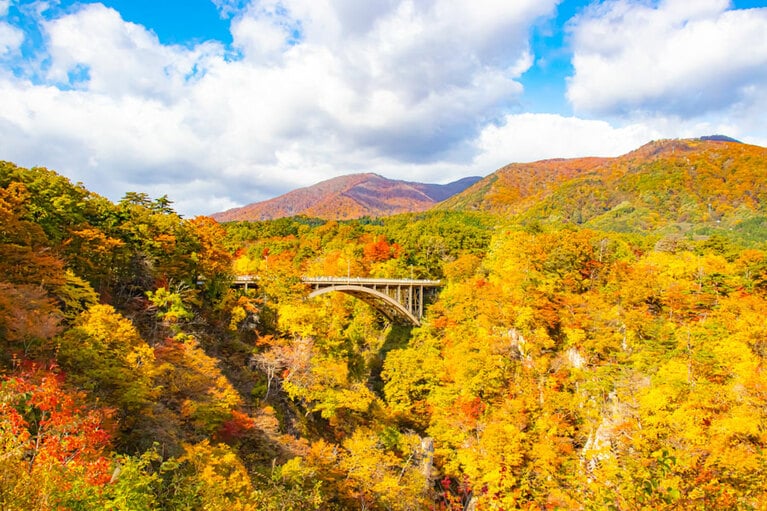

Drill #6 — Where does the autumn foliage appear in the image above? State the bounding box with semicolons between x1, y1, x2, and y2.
3;139;767;509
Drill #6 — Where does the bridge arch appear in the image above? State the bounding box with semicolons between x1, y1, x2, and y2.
308;285;421;326
303;278;441;326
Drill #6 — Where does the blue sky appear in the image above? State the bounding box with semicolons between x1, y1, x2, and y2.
56;0;235;45
1;0;766;216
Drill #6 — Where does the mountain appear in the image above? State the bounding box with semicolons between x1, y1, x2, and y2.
440;137;767;236
700;134;742;143
212;173;482;221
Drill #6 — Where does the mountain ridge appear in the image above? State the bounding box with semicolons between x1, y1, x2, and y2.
211;173;482;221
439;137;767;235
212;136;765;228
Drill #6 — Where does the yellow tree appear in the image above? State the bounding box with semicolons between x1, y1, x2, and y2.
56;304;157;416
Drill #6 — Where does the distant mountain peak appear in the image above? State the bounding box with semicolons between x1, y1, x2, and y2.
699;134;742;143
211;173;482;222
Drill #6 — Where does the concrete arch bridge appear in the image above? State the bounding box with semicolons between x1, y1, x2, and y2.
232;276;442;326
303;277;442;326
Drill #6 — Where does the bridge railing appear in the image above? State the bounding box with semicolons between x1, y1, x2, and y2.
231;275;442;288
301;276;442;286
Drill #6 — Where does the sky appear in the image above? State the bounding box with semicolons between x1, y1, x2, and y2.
1;0;766;217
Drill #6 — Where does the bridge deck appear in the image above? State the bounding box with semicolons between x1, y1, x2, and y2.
232;276;442;287
302;277;441;286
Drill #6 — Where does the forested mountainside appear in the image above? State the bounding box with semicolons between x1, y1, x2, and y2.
212;173;481;221
442;138;767;238
3;137;767;510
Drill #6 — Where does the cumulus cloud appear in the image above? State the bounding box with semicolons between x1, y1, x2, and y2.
42;4;225;98
567;0;767;119
0;21;22;57
0;0;22;59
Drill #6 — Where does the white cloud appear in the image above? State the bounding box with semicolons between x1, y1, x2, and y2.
0;0;22;60
567;0;767;119
42;4;225;98
210;0;250;18
0;21;22;57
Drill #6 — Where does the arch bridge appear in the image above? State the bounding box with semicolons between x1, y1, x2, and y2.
232;275;442;326
303;277;442;326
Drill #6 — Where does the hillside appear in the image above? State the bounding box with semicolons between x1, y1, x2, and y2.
212;173;481;221
441;137;767;236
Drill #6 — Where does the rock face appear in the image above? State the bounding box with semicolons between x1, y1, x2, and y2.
211;173;482;222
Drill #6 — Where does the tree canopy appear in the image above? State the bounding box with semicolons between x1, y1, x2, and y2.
2;148;767;509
